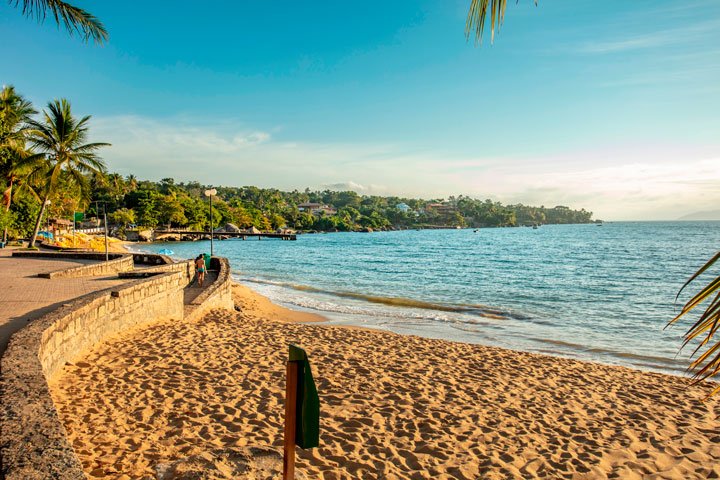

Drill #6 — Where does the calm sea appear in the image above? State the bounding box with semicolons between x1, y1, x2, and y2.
137;222;720;376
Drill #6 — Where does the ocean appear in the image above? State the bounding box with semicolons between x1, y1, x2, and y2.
136;221;720;377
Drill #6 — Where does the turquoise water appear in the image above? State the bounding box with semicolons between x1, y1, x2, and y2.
137;222;720;376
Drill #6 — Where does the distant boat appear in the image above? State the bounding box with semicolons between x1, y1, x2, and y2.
473;229;479;233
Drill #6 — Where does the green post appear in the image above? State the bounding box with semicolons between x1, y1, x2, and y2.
288;344;320;448
283;344;320;480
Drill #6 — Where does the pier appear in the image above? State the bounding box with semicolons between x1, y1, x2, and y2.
153;230;297;241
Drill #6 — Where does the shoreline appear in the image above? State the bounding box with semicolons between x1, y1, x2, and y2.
50;282;720;479
124;239;701;379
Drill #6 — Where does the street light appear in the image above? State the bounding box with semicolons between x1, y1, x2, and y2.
204;188;217;257
44;200;51;243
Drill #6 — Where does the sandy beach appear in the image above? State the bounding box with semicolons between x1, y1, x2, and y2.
50;283;720;479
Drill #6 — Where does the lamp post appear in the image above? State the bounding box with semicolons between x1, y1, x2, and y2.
103;203;108;262
44;200;51;244
94;201;109;261
204;188;217;257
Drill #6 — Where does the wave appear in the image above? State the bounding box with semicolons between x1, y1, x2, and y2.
236;275;529;321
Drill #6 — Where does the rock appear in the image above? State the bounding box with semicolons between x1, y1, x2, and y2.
138;229;153;242
154;447;307;480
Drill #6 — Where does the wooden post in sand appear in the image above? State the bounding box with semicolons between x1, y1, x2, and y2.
283;360;299;480
283;345;320;480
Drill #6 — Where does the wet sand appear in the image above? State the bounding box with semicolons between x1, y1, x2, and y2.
50;284;720;479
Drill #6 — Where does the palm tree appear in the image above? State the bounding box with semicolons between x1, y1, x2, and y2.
668;254;720;398
25;99;110;247
466;0;537;44
464;2;720;396
0;85;38;242
9;0;108;44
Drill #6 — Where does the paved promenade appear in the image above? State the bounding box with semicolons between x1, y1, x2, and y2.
0;249;128;357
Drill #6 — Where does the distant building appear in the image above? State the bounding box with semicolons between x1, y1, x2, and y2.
396;203;411;213
425;202;455;214
298;202;336;216
298;202;323;212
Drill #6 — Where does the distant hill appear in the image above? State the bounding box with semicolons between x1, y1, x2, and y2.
678;210;720;221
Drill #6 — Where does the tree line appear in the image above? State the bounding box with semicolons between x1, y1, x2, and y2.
1;85;592;243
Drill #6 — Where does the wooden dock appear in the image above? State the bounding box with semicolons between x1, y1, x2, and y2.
154;230;297;241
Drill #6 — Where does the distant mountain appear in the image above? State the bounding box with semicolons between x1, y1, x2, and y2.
678;210;720;221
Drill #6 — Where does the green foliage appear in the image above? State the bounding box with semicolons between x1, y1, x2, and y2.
668;252;720;398
108;208;135;227
78;176;595;234
0;208;16;233
9;195;40;237
25;98;109;245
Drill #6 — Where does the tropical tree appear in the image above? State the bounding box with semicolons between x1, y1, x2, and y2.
668;254;720;397
108;207;135;228
0;85;39;242
25;99;109;247
9;0;108;44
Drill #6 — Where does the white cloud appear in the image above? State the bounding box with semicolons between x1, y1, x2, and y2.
577;18;720;54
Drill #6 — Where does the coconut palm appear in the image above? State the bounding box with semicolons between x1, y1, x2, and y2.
466;0;537;43
667;254;720;397
0;85;39;242
25;99;110;247
9;0;108;44
464;1;720;397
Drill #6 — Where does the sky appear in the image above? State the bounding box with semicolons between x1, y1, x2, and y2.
2;0;719;220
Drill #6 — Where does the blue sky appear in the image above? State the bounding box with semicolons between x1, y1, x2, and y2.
2;0;719;220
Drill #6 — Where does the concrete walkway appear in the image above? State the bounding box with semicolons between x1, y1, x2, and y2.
0;249;128;358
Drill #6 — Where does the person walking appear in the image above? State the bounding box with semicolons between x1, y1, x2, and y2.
195;254;206;287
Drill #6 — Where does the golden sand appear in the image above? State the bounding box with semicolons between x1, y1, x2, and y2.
51;284;720;479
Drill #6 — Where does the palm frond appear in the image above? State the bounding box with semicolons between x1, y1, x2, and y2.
669;251;720;398
466;0;538;44
11;0;108;44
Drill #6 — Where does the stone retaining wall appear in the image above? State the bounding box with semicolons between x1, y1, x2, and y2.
186;257;234;322
13;251;136;279
40;255;134;279
0;256;234;479
131;253;173;266
12;251;125;261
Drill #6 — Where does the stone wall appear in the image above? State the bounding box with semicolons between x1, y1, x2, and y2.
39;255;134;279
12;251;126;261
0;256;235;479
13;251;144;279
185;257;234;322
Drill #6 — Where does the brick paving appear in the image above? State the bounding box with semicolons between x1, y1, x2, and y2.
0;248;129;357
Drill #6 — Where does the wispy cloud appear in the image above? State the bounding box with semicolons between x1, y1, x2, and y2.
320;181;390;193
577;19;720;54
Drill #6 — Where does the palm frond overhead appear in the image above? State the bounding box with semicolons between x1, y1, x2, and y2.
466;0;537;44
668;252;720;398
10;0;108;44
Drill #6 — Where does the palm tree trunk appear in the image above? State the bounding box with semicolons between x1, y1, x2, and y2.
2;181;12;243
28;190;50;248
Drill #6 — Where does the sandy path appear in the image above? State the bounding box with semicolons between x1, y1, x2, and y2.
51;284;720;479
